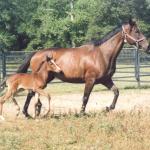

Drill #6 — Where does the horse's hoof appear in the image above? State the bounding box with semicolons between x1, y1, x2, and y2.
79;111;86;116
106;106;115;112
24;114;33;119
106;106;110;112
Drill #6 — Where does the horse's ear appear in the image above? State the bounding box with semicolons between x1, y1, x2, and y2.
129;18;136;27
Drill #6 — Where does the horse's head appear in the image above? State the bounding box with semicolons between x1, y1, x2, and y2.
122;18;150;54
46;55;61;73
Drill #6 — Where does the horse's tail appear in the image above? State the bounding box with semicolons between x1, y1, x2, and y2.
16;51;36;73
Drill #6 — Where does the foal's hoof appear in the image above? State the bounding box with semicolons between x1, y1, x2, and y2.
0;115;5;121
16;112;20;117
42;113;49;119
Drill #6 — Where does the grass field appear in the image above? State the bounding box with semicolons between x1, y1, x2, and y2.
1;81;150;150
1;48;150;149
1;62;150;150
0;110;150;150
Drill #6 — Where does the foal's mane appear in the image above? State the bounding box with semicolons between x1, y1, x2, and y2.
92;26;122;46
36;60;46;72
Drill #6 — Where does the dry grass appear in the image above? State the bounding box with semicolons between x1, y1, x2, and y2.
0;110;150;150
1;82;150;150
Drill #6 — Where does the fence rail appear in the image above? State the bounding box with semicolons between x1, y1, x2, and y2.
0;48;150;88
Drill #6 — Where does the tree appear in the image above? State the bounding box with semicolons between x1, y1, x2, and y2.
0;0;149;51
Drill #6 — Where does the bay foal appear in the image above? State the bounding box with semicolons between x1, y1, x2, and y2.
0;55;61;120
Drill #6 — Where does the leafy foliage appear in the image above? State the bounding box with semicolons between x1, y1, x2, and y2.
0;0;150;51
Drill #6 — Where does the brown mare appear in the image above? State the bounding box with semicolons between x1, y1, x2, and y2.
0;55;61;120
16;19;150;118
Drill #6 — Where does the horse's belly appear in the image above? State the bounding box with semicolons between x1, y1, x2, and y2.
55;73;85;83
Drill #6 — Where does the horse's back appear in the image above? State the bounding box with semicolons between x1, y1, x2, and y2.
30;47;92;72
29;46;105;82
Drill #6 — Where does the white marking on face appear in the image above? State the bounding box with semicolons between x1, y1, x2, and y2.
50;60;61;72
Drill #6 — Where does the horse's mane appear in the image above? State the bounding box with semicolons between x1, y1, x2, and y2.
39;47;61;52
92;26;122;46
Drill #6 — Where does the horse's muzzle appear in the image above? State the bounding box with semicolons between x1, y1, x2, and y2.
56;66;62;73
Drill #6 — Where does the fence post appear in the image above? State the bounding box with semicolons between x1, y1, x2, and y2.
1;50;6;79
134;47;140;88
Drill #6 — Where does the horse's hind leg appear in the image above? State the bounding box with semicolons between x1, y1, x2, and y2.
102;78;119;111
22;90;35;118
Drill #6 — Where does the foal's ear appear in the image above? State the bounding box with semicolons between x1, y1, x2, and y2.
46;55;53;62
129;18;136;27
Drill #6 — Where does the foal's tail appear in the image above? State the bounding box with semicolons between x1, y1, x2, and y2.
0;77;7;93
16;51;37;73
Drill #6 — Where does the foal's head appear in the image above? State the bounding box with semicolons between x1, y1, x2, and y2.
46;55;61;73
122;18;150;53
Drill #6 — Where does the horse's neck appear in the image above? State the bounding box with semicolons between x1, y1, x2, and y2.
98;32;124;76
100;32;123;60
36;62;49;82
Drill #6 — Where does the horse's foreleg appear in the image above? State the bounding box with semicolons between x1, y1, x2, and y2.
102;79;119;111
22;90;35;118
80;77;95;113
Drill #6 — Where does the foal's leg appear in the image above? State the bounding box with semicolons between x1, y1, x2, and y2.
0;89;14;120
33;93;39;119
80;77;95;113
22;76;54;118
102;78;119;111
12;97;20;116
36;99;42;117
35;75;54;116
35;89;51;117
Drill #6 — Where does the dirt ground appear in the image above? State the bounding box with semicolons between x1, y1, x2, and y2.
2;88;150;119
